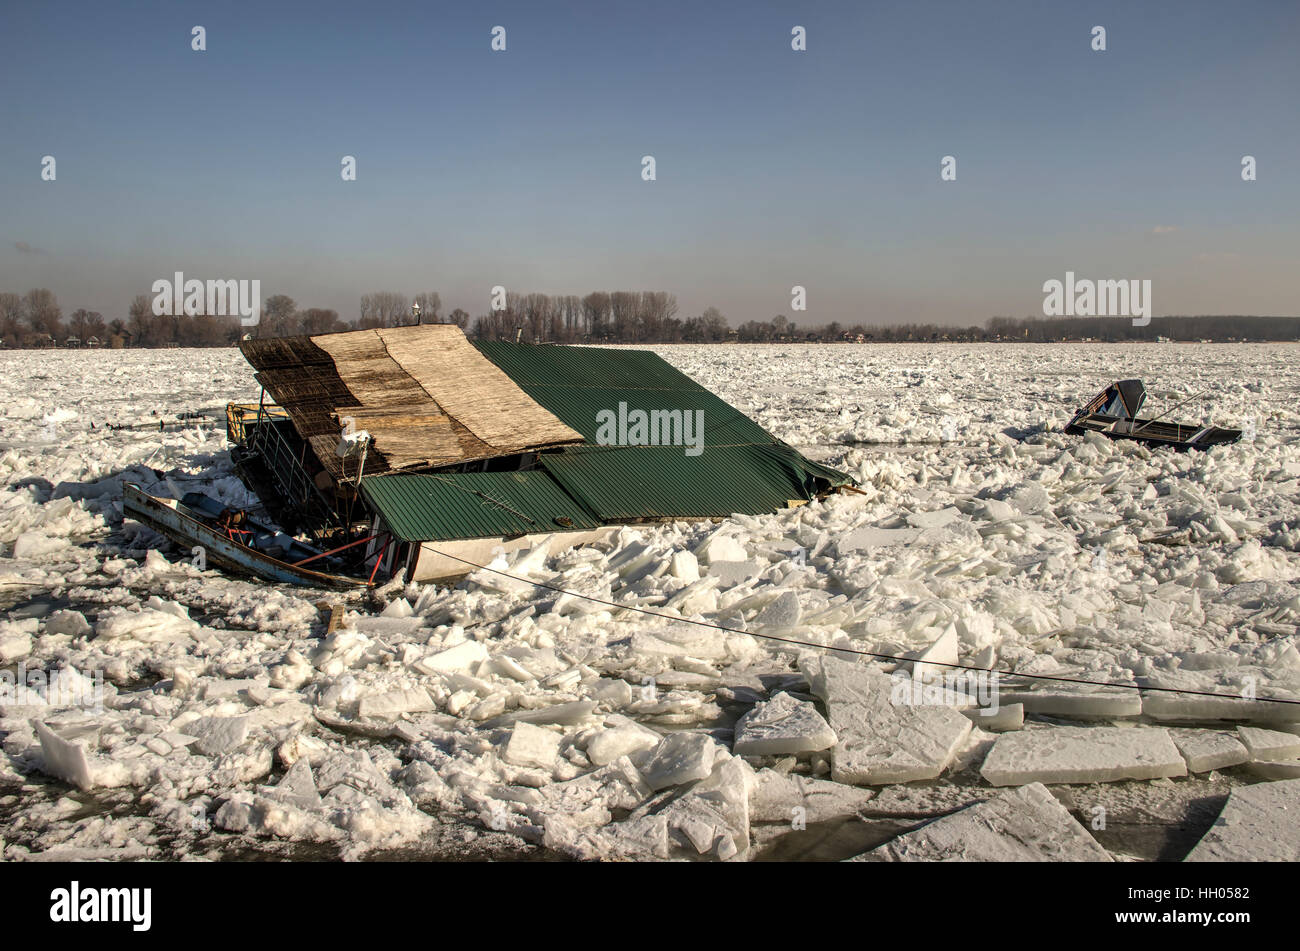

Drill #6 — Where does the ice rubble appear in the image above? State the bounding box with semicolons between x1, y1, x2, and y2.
2;344;1300;860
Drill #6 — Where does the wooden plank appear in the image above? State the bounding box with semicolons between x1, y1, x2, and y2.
376;325;582;450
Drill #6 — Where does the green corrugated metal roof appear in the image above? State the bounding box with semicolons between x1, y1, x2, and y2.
538;443;842;521
358;343;854;541
474;341;774;447
360;470;600;542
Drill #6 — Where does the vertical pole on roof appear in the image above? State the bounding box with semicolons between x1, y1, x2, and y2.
344;436;370;543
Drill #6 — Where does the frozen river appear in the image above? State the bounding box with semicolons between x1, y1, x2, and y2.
1;342;1298;861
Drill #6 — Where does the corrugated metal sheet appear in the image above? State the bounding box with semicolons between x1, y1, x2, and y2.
539;444;830;520
475;342;773;446
360;470;600;542
475;340;853;521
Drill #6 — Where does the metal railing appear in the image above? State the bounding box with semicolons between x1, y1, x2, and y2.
226;402;289;444
230;401;340;539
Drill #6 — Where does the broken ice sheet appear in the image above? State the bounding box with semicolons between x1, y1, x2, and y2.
1142;691;1300;725
32;720;96;791
639;732;722;790
800;655;971;785
1185;778;1300;862
503;721;561;770
733;692;836;756
748;769;875;825
1001;684;1142;719
1170;729;1249;773
854;783;1112;862
1237;726;1300;763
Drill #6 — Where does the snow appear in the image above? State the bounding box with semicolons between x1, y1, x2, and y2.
2;342;1300;860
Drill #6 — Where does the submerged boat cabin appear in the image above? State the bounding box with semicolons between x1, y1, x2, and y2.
227;324;853;583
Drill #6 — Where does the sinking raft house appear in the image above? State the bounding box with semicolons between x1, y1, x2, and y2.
226;324;853;583
1065;379;1242;451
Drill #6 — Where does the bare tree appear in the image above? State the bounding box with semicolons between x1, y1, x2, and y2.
582;292;610;338
300;307;347;335
258;294;298;338
610;291;638;341
68;308;104;341
0;292;22;345
23;288;62;341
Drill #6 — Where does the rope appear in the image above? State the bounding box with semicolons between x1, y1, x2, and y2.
421;547;1300;707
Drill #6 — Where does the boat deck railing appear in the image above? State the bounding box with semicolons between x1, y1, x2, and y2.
227;402;290;444
230;402;341;540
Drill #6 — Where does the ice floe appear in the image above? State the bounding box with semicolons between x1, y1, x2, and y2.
981;726;1187;785
854;783;1112;862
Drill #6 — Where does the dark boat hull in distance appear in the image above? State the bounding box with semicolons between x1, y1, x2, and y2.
122;483;369;589
1065;379;1242;450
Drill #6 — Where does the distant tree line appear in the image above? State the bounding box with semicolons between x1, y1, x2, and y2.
2;286;1295;348
469;292;737;343
982;314;1300;343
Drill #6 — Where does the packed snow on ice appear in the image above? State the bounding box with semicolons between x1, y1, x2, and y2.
2;342;1299;861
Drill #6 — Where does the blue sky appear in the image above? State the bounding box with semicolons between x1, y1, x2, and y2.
2;0;1297;326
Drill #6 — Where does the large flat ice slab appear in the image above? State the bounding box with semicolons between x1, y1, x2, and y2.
801;656;971;785
733;692;836;756
1141;692;1300;725
837;527;920;553
1003;685;1142;719
980;726;1186;786
854;783;1112;862
1185;778;1300;861
358;687;435;720
503;721;561;770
